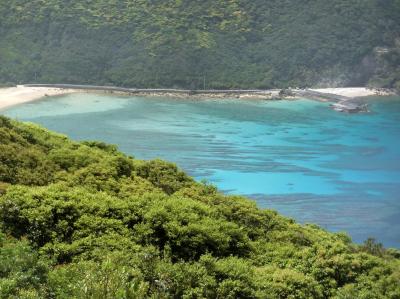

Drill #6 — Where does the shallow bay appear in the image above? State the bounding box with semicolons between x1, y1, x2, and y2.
4;94;400;247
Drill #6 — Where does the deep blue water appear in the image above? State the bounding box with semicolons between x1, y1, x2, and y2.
3;94;400;247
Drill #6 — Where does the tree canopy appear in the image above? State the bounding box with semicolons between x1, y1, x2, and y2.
0;0;399;89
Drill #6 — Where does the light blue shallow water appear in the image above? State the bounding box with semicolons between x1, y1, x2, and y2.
3;94;400;247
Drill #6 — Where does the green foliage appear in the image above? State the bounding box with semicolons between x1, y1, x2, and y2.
0;232;49;298
0;116;399;298
369;38;400;91
135;159;193;195
47;254;149;299
0;1;399;88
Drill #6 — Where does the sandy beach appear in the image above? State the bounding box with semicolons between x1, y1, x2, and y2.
0;85;78;110
309;87;392;97
0;85;394;111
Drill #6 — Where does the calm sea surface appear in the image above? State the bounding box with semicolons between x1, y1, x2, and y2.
3;94;400;247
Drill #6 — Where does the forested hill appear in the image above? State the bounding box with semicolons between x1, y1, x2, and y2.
0;0;399;89
0;115;400;298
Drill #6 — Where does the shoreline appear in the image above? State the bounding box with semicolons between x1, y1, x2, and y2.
0;84;396;111
0;86;80;111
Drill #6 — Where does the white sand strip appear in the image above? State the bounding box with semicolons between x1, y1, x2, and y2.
0;85;77;110
309;87;390;98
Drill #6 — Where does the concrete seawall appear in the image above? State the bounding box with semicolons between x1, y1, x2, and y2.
23;84;280;95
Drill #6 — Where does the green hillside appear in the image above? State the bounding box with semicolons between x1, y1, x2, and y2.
0;116;399;298
0;0;399;89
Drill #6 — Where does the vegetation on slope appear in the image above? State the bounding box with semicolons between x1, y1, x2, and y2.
0;115;399;298
0;0;399;89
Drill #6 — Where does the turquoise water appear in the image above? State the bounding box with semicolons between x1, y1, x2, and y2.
3;94;400;247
